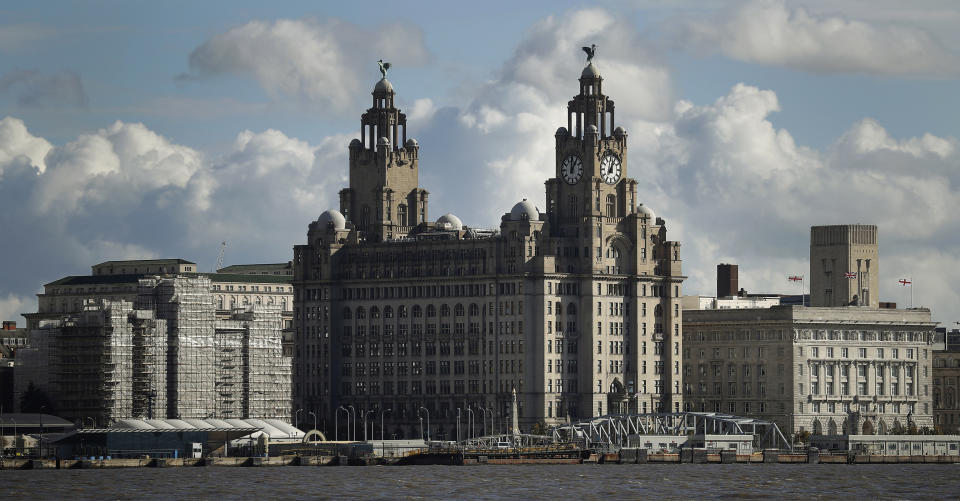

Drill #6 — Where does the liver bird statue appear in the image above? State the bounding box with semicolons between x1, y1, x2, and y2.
582;44;597;63
378;59;391;78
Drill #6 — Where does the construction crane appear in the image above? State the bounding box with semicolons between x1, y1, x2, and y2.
214;241;226;272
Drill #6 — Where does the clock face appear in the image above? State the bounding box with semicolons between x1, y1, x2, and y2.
600;152;622;184
561;155;583;185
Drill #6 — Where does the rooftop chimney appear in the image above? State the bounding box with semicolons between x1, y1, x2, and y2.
717;264;738;298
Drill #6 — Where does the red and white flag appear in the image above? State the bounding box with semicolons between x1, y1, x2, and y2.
844;272;857;279
788;275;803;282
898;278;912;286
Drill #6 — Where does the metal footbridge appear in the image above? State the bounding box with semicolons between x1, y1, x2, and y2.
550;412;791;451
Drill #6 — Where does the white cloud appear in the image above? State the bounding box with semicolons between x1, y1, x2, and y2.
0;117;348;309
415;8;674;226
670;0;960;76
0;293;33;326
0;116;51;176
184;17;430;111
628;82;960;321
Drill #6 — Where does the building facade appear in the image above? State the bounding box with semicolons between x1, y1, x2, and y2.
293;59;685;439
16;276;291;423
933;334;960;433
683;306;937;437
30;258;293;326
810;225;879;308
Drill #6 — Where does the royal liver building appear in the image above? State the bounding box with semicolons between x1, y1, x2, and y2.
293;53;685;439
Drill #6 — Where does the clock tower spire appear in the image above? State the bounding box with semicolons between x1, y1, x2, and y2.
546;48;632;230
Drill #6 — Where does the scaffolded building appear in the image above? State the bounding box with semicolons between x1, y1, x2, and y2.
16;276;291;424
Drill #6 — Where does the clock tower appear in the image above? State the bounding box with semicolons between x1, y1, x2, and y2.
546;56;638;240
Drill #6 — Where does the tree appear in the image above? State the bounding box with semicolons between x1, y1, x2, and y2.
19;382;56;414
530;419;548;436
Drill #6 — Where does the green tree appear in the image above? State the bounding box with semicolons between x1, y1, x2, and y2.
19;381;56;414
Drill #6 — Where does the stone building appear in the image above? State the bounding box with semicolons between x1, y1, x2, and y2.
293;57;685;439
933;331;960;433
810;225;879;308
683;306;937;437
15;276;291;423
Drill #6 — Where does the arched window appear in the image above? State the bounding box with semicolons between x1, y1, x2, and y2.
398;305;408;318
370;306;380;318
356;307;366;320
217;296;224;309
384;306;393;318
606;194;615;217
440;304;450;317
468;303;480;316
343;307;352;320
412;305;422;318
827;419;837;436
426;305;437;317
454;304;465;316
812;419;822;435
398;204;408;226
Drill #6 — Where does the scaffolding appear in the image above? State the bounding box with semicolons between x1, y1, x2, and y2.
17;275;292;423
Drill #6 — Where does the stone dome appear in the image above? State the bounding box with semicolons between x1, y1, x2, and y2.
585;124;598;135
555;126;569;137
581;63;600;79
378;136;390;147
317;209;346;230
374;77;394;93
510;199;539;221
637;204;655;221
349;138;362;149
614;126;626;137
436;213;463;231
405;138;419;148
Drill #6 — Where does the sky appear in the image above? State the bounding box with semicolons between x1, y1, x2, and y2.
1;0;959;326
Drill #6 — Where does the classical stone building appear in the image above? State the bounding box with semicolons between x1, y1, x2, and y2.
933;332;960;433
683;306;937;437
293;57;685;439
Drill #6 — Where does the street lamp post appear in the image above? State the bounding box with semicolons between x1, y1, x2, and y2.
476;405;487;437
86;417;96;429
336;406;348;442
380;409;391;457
418;417;424;442
418;406;430;442
456;408;461;444
363;410;374;442
294;408;303;430
465;407;474;441
347;405;356;441
308;411;317;431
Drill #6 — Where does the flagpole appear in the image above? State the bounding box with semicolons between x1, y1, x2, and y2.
910;276;914;309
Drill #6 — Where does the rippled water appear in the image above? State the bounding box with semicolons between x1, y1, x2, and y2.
3;464;958;500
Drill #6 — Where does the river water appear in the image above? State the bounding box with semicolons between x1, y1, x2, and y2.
3;464;958;499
